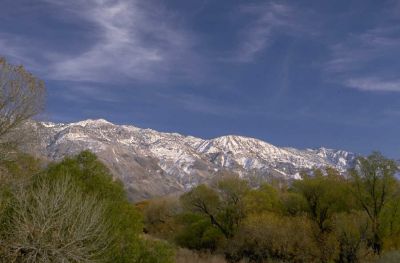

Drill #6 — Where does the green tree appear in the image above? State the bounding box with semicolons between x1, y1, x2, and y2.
180;185;227;236
181;177;249;239
292;169;351;233
334;211;372;263
244;183;282;215
349;152;398;255
291;168;353;262
175;213;224;251
381;192;400;249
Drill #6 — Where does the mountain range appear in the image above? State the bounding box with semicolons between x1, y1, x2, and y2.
30;119;357;201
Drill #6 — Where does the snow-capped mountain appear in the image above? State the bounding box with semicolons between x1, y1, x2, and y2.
32;119;357;200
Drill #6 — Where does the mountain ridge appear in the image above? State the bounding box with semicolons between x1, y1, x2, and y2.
31;119;357;200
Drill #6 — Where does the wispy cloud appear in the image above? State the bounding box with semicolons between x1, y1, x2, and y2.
232;2;308;63
1;0;199;84
48;0;199;83
0;34;43;70
345;77;400;92
325;22;400;92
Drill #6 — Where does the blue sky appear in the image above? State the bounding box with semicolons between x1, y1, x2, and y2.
1;0;400;157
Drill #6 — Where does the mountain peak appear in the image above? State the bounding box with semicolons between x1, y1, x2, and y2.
72;119;113;127
203;134;278;153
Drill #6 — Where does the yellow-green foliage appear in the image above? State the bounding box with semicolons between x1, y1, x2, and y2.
225;213;319;262
137;237;175;263
180;177;249;239
43;151;144;262
0;151;175;263
142;197;181;240
159;153;400;263
0;152;42;188
291;169;353;232
174;213;225;251
334;211;373;262
244;183;282;214
349;152;399;255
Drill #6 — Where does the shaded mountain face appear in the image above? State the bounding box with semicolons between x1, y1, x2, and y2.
32;119;357;201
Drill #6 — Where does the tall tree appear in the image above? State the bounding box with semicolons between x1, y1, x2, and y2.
0;57;45;160
292;168;352;262
349;152;398;255
292;169;350;233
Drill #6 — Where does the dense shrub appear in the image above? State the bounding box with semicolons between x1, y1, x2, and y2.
1;177;111;262
334;211;372;263
42;151;144;262
175;213;225;251
0;151;175;263
175;248;228;263
137;238;175;263
143;197;181;240
225;213;319;262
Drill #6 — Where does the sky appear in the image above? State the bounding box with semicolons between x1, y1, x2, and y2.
1;0;400;157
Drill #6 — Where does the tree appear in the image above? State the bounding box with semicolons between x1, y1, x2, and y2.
0;57;45;160
215;177;249;237
291;168;353;262
292;169;351;233
349;152;398;255
180;185;227;237
180;177;249;239
174;213;224;252
381;191;400;249
244;183;282;215
334;211;372;263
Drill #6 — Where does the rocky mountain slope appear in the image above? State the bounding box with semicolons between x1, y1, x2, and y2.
31;119;357;200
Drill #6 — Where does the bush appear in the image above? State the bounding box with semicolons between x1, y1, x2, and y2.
43;151;144;262
225;213;319;262
143;197;181;239
1;176;111;262
176;248;228;263
137;237;175;263
175;213;225;252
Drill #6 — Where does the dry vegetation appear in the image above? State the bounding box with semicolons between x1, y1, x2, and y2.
176;249;228;263
3;177;111;262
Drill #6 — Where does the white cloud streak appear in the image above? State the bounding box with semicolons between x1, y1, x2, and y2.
47;0;197;83
0;34;43;70
1;0;199;84
233;2;303;62
345;78;400;92
325;24;400;92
